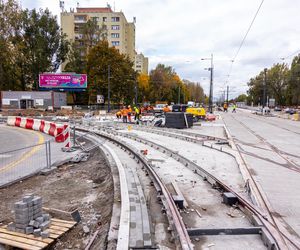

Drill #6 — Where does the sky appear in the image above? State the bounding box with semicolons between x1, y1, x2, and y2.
22;0;300;99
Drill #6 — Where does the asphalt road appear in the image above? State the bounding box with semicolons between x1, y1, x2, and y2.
0;125;76;187
222;109;300;242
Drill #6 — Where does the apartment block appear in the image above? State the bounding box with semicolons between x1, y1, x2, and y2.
61;7;136;68
134;53;149;74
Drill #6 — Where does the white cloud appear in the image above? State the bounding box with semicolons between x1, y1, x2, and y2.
22;0;300;97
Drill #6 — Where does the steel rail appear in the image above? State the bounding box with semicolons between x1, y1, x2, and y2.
223;115;300;249
101;126;300;250
77;127;194;250
116;122;227;142
247;113;300;136
231;115;300;173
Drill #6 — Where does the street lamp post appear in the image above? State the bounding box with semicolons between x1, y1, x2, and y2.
107;65;111;113
263;68;267;109
202;54;214;113
134;80;138;105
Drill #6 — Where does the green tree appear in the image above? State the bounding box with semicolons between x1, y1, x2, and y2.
86;40;136;105
20;8;69;89
266;63;289;105
287;55;300;105
0;0;23;90
235;94;248;102
0;1;69;91
247;71;264;105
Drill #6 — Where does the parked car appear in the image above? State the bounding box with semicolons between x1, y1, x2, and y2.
274;106;282;111
172;104;189;112
284;108;296;114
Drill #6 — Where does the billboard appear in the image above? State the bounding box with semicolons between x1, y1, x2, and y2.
39;73;87;89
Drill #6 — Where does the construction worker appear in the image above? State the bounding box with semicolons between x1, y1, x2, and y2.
134;106;140;121
127;105;132;123
163;105;171;113
223;103;228;112
121;106;128;123
116;110;122;119
232;103;237;113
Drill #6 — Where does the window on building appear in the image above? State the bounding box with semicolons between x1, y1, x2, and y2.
103;17;107;22
111;25;120;30
92;17;99;22
111;33;120;38
74;15;86;21
111;17;120;22
111;41;120;46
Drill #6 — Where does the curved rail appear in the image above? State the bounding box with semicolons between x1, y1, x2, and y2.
222;115;300;249
77;127;194;250
100;126;300;250
116;122;228;142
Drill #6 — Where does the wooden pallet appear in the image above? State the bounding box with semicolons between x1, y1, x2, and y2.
0;218;77;250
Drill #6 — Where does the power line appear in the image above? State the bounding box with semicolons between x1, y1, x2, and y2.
226;0;265;84
280;49;300;60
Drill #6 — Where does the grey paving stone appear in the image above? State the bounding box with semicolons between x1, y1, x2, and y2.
25;226;34;234
40;221;50;230
15;223;27;229
23;195;33;203
33;228;41;237
14;201;27;209
41;230;49;238
36;216;44;224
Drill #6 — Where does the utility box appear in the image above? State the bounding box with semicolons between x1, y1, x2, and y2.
172;195;184;209
165;112;193;129
223;192;238;206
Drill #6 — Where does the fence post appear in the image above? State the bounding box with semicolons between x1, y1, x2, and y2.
45;141;49;168
73;125;76;147
48;140;51;168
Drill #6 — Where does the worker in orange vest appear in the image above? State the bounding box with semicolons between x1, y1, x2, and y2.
163;105;171;113
223;103;228;112
127;105;132;123
116;110;122;119
121;106;128;123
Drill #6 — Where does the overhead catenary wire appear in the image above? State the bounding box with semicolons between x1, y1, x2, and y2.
280;49;300;60
225;0;265;85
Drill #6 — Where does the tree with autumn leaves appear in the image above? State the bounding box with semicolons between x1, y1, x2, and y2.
137;64;205;104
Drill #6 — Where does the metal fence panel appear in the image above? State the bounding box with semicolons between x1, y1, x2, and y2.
0;141;51;188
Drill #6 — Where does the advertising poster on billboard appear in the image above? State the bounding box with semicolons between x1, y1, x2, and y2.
39;73;87;89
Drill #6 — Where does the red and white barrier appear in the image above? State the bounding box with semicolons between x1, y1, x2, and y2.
7;116;70;148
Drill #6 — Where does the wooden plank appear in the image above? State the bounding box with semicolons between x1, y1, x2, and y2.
50;225;70;232
0;233;47;248
0;237;41;250
51;218;76;226
50;221;73;229
0;228;53;244
48;228;64;235
0;218;77;249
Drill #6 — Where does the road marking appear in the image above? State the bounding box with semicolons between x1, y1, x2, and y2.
0;130;45;173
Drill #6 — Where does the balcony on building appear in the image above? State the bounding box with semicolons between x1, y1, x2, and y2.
74;14;87;23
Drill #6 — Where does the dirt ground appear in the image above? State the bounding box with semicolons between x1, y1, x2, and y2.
0;148;114;249
0;109;85;118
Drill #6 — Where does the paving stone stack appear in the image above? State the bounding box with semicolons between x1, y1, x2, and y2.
8;194;51;238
